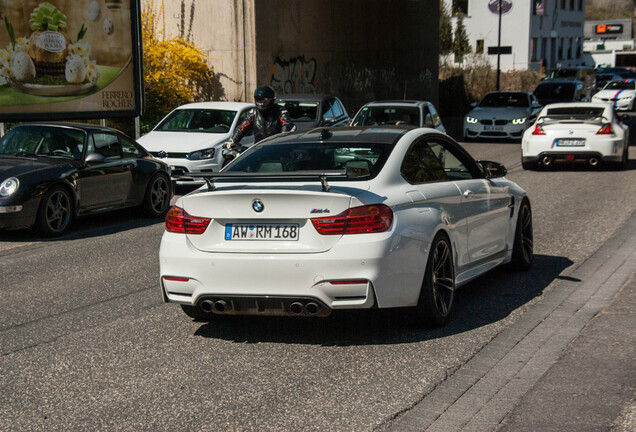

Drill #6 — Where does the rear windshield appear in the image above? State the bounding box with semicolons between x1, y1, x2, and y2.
226;141;394;180
546;69;578;80
534;83;575;99
351;106;420;126
479;92;529;108
544;106;605;119
155;109;237;133
276;101;319;122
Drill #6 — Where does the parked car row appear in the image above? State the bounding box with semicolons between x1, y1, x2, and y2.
136;95;448;185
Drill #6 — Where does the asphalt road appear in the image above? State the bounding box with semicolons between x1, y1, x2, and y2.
1;118;635;431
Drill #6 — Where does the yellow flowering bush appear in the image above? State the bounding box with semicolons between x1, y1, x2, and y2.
141;1;217;132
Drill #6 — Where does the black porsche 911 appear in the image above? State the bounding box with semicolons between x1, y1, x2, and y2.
0;123;173;236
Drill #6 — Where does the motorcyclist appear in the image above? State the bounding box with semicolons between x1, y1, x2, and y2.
223;86;295;165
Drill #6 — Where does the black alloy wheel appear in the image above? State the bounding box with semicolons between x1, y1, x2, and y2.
144;174;171;217
37;186;72;237
416;232;456;327
511;199;533;271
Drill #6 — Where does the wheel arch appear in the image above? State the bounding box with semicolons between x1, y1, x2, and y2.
37;180;78;217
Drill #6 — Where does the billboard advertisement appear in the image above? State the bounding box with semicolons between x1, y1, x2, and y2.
0;0;143;122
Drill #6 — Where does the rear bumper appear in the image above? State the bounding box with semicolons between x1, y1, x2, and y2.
523;151;621;166
159;230;427;315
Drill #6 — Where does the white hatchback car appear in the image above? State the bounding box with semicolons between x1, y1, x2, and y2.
591;79;636;111
137;102;254;184
159;126;533;327
521;102;630;170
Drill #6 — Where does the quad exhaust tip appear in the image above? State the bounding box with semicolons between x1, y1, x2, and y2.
199;298;326;316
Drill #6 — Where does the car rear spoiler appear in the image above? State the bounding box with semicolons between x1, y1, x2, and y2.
537;114;607;124
175;170;355;192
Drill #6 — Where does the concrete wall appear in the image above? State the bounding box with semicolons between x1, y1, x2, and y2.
158;0;256;101
253;0;439;112
156;0;439;114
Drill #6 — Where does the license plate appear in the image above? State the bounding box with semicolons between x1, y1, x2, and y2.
556;139;585;147
484;126;504;131
225;223;299;241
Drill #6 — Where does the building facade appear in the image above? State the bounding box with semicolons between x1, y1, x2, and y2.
446;0;587;71
151;0;440;112
583;19;635;68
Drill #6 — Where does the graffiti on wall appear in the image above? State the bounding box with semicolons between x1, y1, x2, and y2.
343;64;398;94
270;56;317;94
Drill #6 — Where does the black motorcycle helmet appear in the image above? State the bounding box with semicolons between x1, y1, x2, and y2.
254;86;276;112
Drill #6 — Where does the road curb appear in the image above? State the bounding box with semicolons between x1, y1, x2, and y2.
386;209;636;431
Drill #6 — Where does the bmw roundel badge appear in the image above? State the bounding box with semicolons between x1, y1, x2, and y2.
252;199;264;213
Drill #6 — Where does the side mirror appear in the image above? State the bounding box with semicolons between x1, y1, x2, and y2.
322;117;336;126
84;152;105;164
478;160;507;179
620;114;631;124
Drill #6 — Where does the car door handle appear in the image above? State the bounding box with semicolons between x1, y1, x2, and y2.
122;163;133;171
463;190;475;200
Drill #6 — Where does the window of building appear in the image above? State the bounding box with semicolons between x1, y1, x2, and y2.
533;0;546;15
531;38;538;61
452;0;468;15
561;0;566;9
476;39;484;54
559;38;564;59
570;0;575;10
578;0;583;11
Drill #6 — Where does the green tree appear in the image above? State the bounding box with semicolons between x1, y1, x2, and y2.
452;11;471;63
439;1;453;55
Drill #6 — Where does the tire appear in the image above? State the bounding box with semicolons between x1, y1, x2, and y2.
414;232;456;327
510;199;533;271
143;174;171;217
615;145;628;171
37;186;73;237
521;161;534;170
180;304;215;321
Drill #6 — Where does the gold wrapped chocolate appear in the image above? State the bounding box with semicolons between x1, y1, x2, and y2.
27;29;70;76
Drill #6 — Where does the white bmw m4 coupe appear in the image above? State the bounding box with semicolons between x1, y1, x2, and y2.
160;126;533;327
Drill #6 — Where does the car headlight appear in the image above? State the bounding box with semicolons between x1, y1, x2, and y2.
619;96;633;101
465;116;478;124
512;118;527;125
0;177;19;197
187;148;216;160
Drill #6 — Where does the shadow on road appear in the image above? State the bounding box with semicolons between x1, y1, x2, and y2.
0;207;164;244
193;253;573;346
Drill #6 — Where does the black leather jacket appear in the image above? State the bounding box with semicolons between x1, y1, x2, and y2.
231;105;295;144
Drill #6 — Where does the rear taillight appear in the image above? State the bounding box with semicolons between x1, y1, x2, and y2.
532;124;546;135
165;206;211;234
311;204;393;235
596;123;613;135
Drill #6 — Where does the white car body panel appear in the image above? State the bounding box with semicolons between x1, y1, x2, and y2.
159;127;529;317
